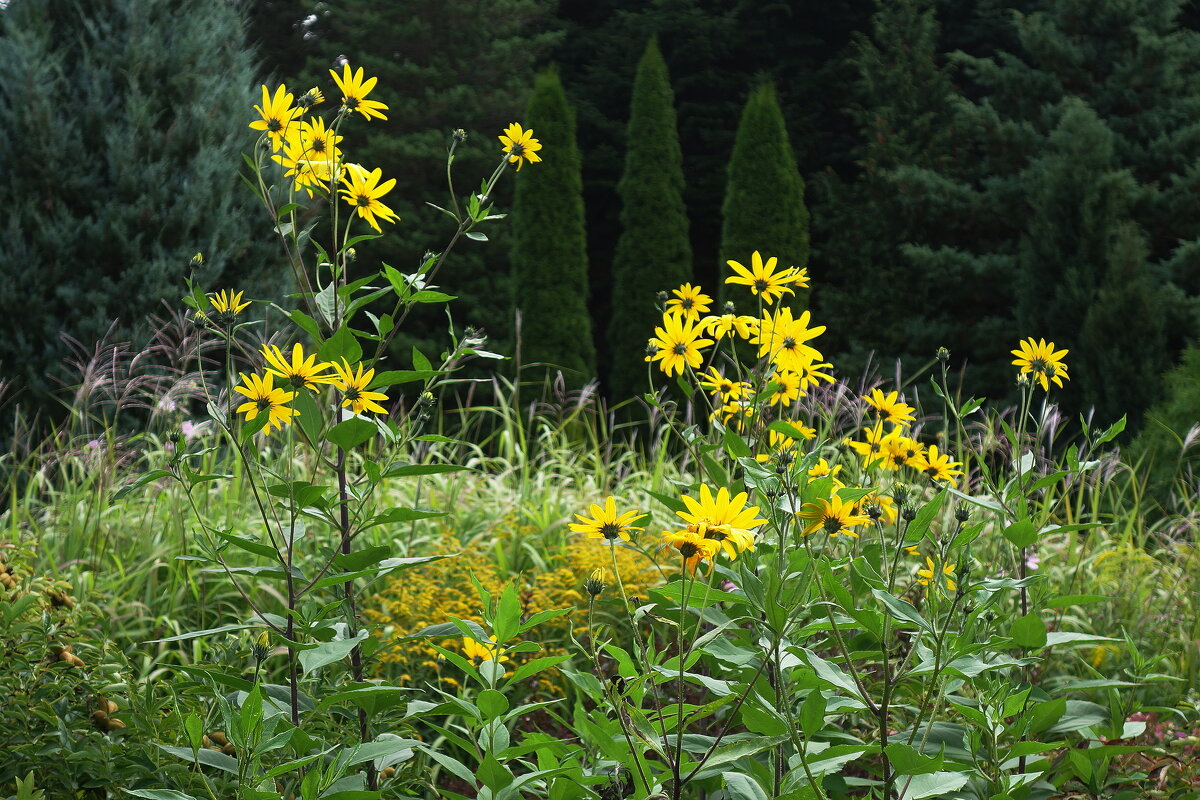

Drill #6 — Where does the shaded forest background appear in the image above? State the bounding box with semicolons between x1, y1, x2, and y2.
5;0;1200;463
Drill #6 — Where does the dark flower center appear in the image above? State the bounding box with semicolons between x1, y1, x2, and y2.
823;517;844;535
355;193;372;208
680;298;694;309
782;337;797;350
256;398;272;411
672;343;688;355
678;542;699;558
345;96;360;109
704;530;727;541
600;523;622;540
510;142;526;156
754;278;769;292
346;387;362;401
268;118;282;132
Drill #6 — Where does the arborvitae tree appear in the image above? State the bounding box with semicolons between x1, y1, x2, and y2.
719;83;809;308
1079;221;1167;428
1129;339;1200;512
510;70;595;381
0;0;269;411
300;0;559;366
606;37;693;401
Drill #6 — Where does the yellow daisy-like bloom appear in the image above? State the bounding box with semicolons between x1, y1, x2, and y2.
647;313;714;376
807;458;842;481
856;491;898;525
751;307;826;373
916;556;957;594
1011;337;1069;391
462;635;510;665
499;122;543;170
712;399;756;432
863;388;916;428
568;497;646;543
233;372;298;435
676;484;767;560
330;63;389;121
881;434;924;471
331;359;390;416
846;422;893;469
725;251;809;305
339;164;400;233
697;367;746;401
297;86;324;110
665;283;712;322
209;289;252;317
754;427;811;463
796;493;872;538
660;529;722;574
261;343;336;392
250;84;300;150
273;118;343;196
768;370;801;407
795;359;836;393
702;311;758;341
913;445;963;486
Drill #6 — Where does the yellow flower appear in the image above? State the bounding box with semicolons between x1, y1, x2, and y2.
883;435;926;470
273;118;343;196
755;427;810;463
863;388;916;427
665;283;712;322
856;492;898;525
795;359;836;393
725;251;809;305
913;445;963;486
1011;337;1069;391
675;484;767;560
751;307;826;373
208;289;251;318
807;458;842;481
568;497;646;543
233;372;298;435
499;122;543;170
712;398;757;432
330;63;389;121
702;311;758;341
768;370;801;407
697;366;746;401
797;492;872;538
330;359;390;416
261;343;336;391
646;313;713;376
846;422;893;470
462;635;510;665
660;529;722;573
339;164;400;232
916;556;957;594
249;84;300;150
297;86;324;110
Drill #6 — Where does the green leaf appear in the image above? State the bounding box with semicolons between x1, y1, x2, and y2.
369;369;439;388
299;631;369;673
871;588;934;633
902;771;969;799
1095;415;1126;444
319;326;362;364
799;690;827;736
211;528;278;559
334;545;391;572
723;773;769;800
126;792;200;800
1011;613;1048;649
318;686;411;714
410;290;457;303
288;309;322;341
341;233;383;252
1002;519;1038;548
156;745;238;775
412;345;433;372
383;463;468;477
904;491;945;543
113;469;173;500
291;388;323;446
505;655;569;685
477;689;509;718
652;580;746;609
1045;594;1107;609
464;231;488;241
796;648;864;701
327;417;377;450
146;623;253;643
883;743;942;775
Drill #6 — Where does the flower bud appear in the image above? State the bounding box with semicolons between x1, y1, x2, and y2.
936;346;950;363
453;128;468;144
954;507;970;522
902;506;918;522
584;568;607;597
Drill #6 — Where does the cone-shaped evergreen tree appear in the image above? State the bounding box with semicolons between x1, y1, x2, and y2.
510;70;595;381
0;0;270;413
606;37;693;400
719;83;809;308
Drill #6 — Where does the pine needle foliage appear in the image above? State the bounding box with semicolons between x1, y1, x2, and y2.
606;37;693;401
511;69;596;382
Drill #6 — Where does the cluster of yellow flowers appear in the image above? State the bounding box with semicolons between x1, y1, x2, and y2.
250;66;542;232
225;340;390;434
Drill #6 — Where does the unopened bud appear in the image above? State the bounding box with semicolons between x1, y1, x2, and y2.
902;507;918;522
584;568;607;597
453;129;468;144
936;346;950;363
954;507;970;522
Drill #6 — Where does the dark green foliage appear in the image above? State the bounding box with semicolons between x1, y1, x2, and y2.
1078;222;1167;428
299;0;559;369
606;38;693;401
0;0;270;411
510;70;595;381
1130;342;1200;511
719;83;809;308
813;0;978;380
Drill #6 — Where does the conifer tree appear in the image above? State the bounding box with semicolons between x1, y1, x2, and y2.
719;83;809;309
510;70;595;381
0;0;269;411
606;37;693;401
